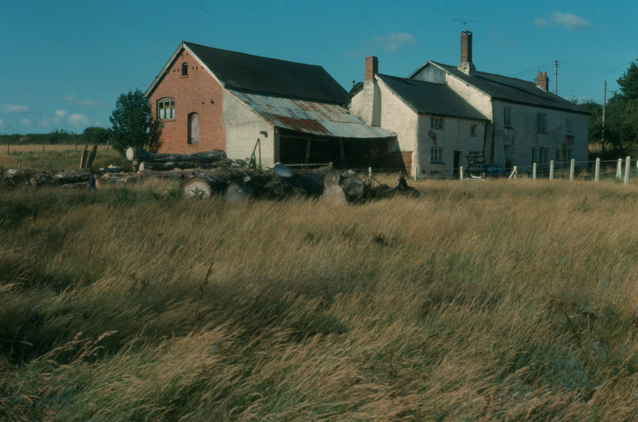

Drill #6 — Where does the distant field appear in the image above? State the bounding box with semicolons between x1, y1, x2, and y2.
0;145;123;170
3;179;638;420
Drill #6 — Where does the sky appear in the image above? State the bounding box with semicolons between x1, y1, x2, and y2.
1;0;636;134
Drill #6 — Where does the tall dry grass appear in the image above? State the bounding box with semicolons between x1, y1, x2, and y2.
2;178;638;420
0;146;122;171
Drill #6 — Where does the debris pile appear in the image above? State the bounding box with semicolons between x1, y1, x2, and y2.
1;148;419;204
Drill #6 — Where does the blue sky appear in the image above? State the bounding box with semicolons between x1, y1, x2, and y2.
1;0;636;134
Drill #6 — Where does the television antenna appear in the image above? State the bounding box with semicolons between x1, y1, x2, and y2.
453;19;480;31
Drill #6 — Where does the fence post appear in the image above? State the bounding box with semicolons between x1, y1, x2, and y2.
6;144;9;154
414;166;417;182
569;159;575;181
550;160;554;180
617;159;622;179
625;156;631;185
75;141;77;151
368;167;372;178
595;158;600;182
460;166;463;180
533;162;536;180
42;143;44;152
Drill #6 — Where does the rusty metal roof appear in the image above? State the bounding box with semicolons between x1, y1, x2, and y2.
229;90;395;139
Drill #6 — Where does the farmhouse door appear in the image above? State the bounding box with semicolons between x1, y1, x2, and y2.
188;113;199;144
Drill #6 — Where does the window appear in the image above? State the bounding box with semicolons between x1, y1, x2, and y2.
566;117;573;136
504;107;511;127
532;147;549;164
566;149;572;163
470;124;477;137
157;98;175;120
182;62;188;77
431;147;443;163
430;116;444;129
537;113;547;133
187;112;199;144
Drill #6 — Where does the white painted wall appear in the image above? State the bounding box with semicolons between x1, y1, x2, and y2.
222;91;276;166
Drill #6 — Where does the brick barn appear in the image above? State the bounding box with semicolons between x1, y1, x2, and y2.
145;42;394;168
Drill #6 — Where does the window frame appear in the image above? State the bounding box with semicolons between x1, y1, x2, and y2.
566;117;573;136
430;116;444;130
470;124;477;137
157;97;175;120
537;113;547;133
431;146;443;163
182;62;189;77
504;107;511;127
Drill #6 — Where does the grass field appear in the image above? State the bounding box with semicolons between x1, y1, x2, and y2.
0;145;123;171
2;178;638;421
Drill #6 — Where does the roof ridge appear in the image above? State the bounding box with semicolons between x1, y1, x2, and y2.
183;41;324;69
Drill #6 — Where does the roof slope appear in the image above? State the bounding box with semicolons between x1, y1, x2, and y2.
415;61;588;115
184;42;348;104
229;90;394;139
377;74;487;120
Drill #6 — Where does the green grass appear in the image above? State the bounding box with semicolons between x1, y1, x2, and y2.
2;179;638;420
0;147;123;171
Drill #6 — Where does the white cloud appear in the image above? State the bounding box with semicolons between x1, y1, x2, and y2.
1;103;33;113
63;95;76;102
76;99;105;107
536;10;592;31
20;118;34;127
363;33;417;53
55;110;67;117
67;113;99;129
36;110;67;129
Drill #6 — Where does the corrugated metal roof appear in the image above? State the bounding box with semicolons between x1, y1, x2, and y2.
229;90;395;139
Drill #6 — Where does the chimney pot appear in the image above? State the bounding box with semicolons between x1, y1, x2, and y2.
536;70;549;91
365;56;378;81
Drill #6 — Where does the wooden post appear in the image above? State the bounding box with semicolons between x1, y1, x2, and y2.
513;165;517;180
595;158;600;182
625;156;631;185
414;165;417;182
305;140;311;164
86;145;98;169
460;166;463;180
368;167;372;178
533;162;537;180
569;159;575;181
42;143;44;152
550;160;554;180
617;159;622;179
6;144;9;154
79;150;88;169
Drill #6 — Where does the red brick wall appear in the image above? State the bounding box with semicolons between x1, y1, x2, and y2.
148;49;226;153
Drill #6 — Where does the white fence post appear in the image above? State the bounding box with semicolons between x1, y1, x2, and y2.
570;159;575;181
533;162;537;180
625;156;631;185
368;167;372;178
617;159;622;179
595;158;600;182
460;166;463;180
414;165;417;182
550;160;554;180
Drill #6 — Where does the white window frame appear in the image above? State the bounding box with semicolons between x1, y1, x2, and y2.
431;147;443;163
537;113;547;133
566;117;573;136
430;117;444;130
504;107;511;127
157;98;175;120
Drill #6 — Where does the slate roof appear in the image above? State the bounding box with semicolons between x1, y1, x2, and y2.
377;74;488;120
183;42;348;104
414;61;588;115
229;90;395;139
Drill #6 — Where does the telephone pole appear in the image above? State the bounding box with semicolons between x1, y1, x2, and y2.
554;61;557;94
602;81;607;153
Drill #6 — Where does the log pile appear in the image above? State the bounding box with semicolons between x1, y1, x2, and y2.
1;148;420;204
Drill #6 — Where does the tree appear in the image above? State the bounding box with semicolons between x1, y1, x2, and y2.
82;127;112;145
616;60;638;101
109;89;162;153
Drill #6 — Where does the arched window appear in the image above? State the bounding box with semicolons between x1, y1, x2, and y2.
187;112;199;144
157;98;175;120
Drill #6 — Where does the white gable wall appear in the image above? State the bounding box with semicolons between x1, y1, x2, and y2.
222;91;276;166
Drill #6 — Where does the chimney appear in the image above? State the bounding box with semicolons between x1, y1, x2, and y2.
365;56;378;81
459;31;476;76
535;71;549;91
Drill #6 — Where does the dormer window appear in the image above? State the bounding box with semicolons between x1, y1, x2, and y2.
157;98;175;120
182;62;188;77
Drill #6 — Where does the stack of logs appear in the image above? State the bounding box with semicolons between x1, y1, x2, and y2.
1;147;419;204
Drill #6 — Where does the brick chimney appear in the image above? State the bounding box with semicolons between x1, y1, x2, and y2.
459;31;476;76
365;56;378;81
535;71;549;91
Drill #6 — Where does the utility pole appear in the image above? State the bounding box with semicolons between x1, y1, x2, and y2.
602;80;607;153
554;60;558;94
